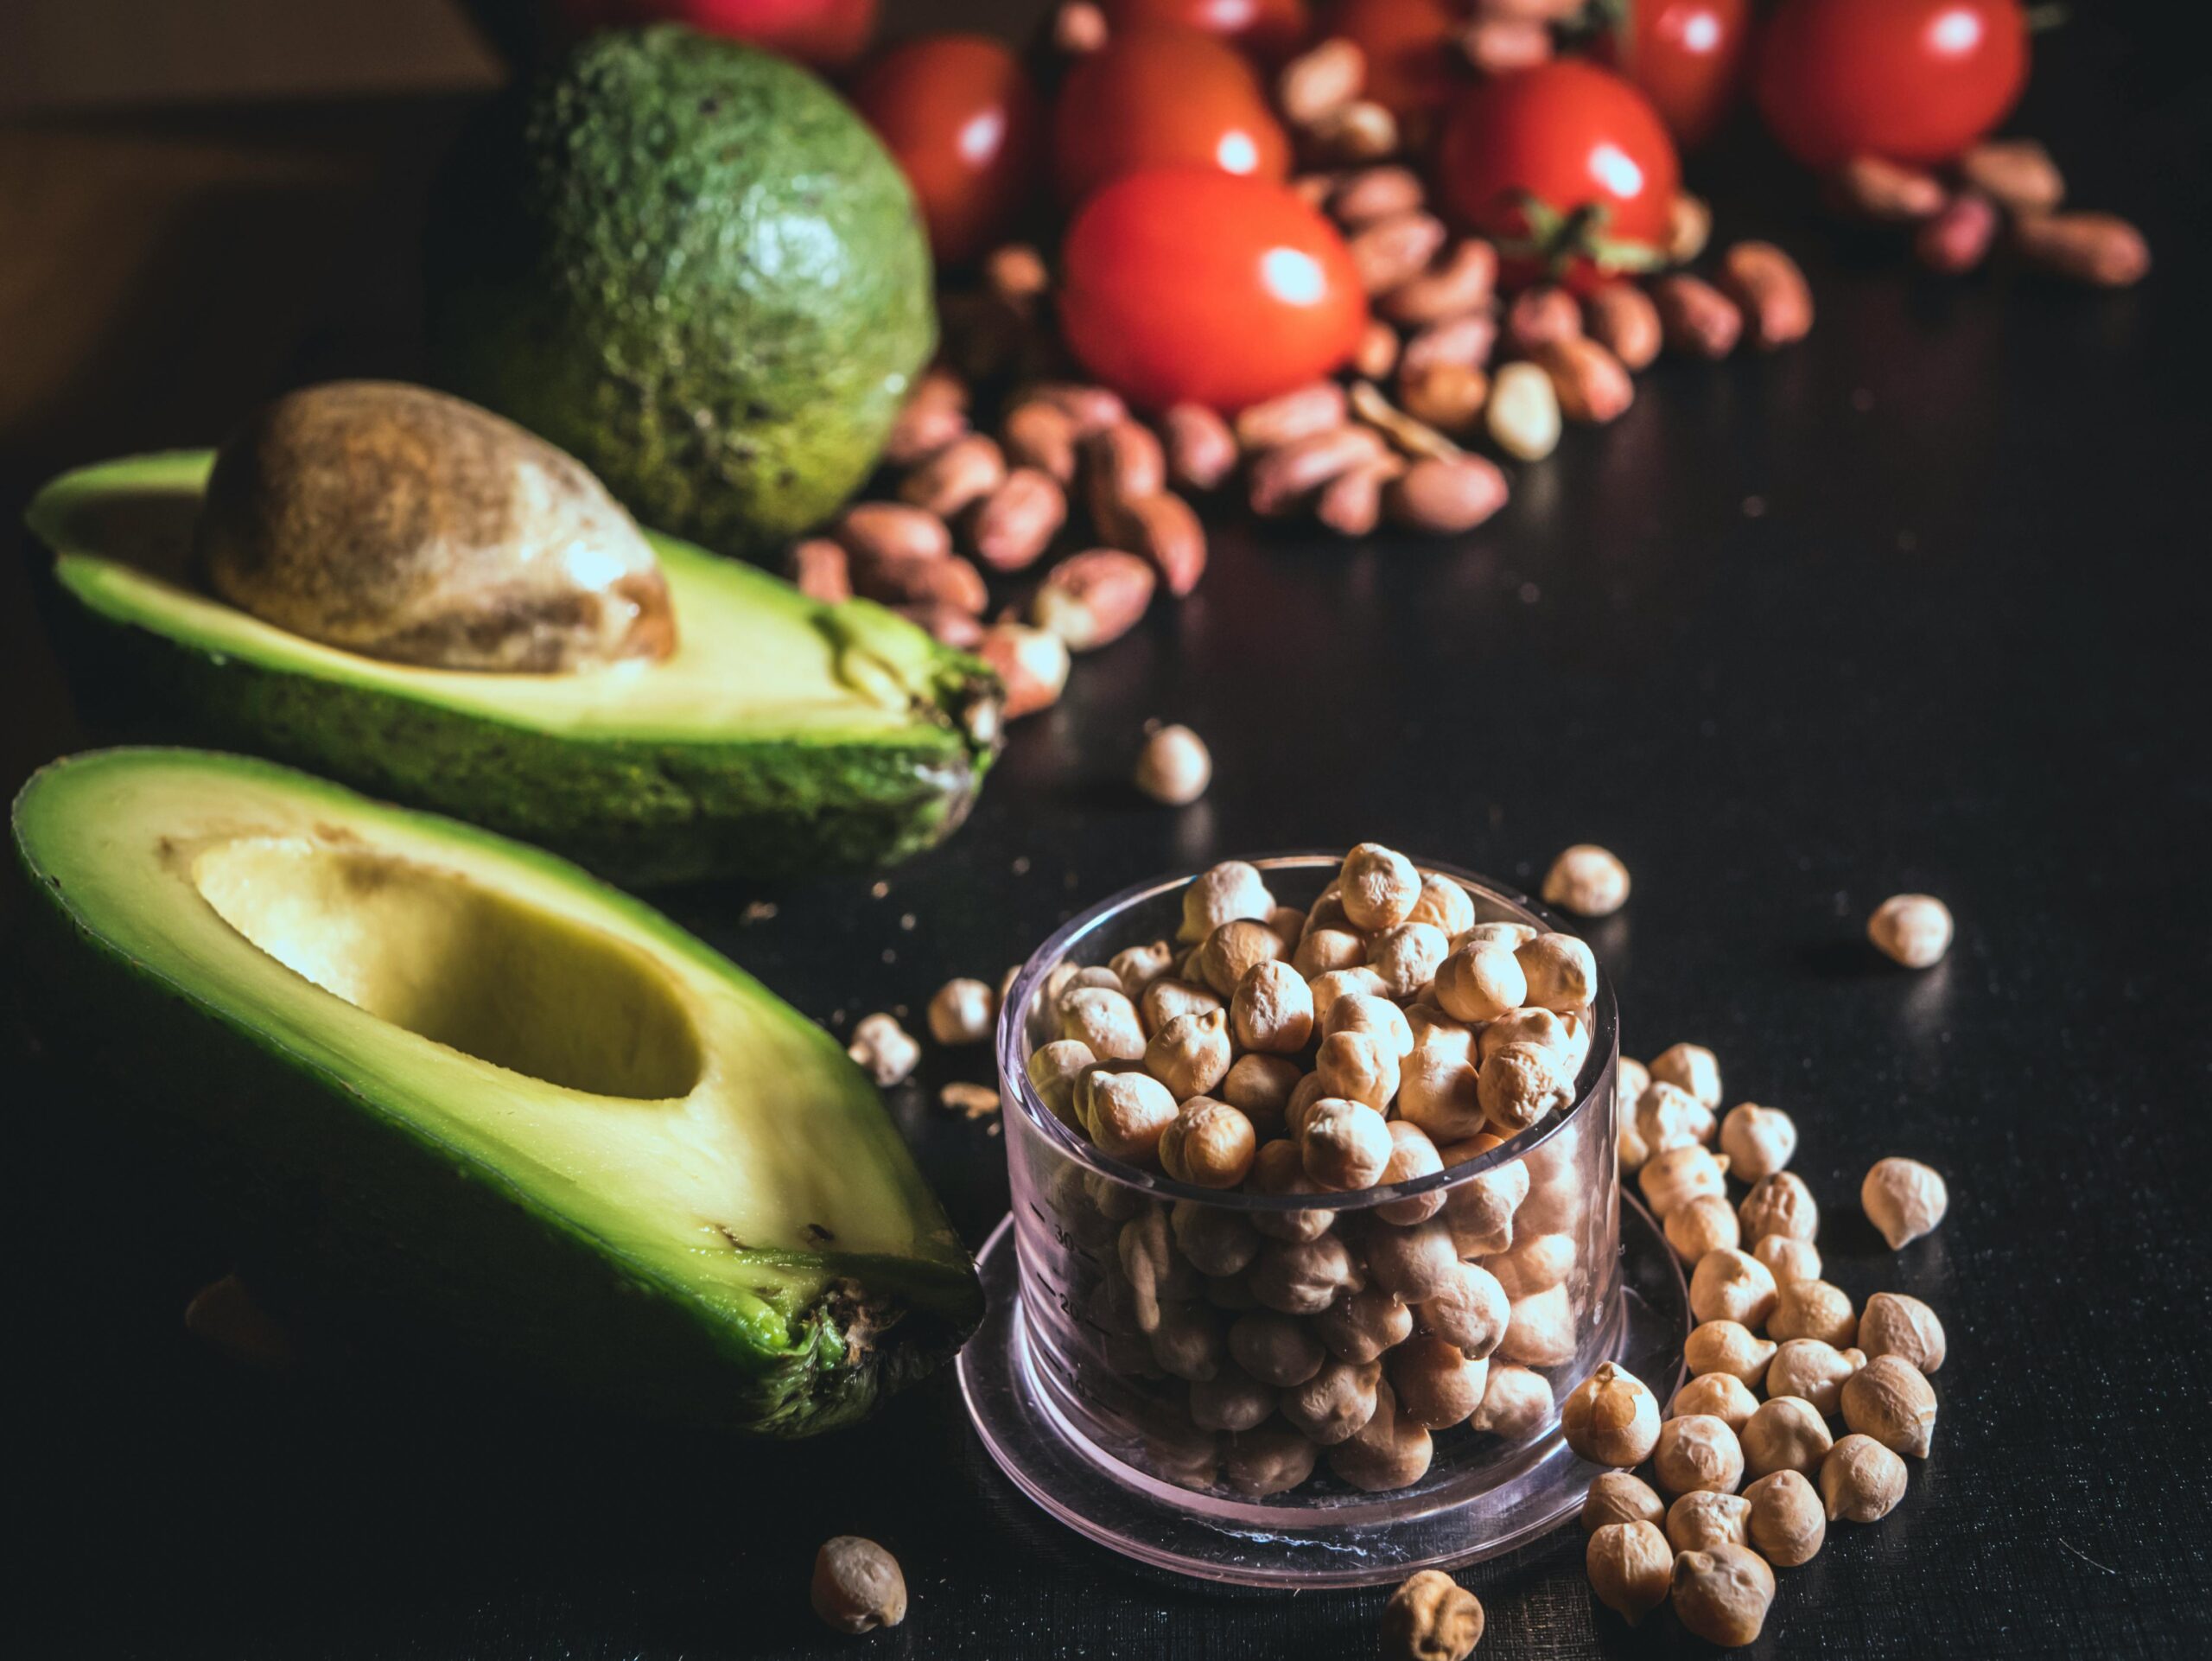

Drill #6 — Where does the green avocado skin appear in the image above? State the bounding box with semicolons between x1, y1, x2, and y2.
426;27;936;558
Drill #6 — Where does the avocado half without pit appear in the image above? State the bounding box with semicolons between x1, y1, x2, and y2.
10;748;982;1435
27;383;1000;886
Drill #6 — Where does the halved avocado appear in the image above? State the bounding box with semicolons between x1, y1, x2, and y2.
27;453;999;886
10;748;982;1436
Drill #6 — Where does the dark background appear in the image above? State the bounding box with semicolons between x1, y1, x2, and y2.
5;4;2211;1657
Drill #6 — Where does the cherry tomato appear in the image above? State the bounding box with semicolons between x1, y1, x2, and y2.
563;0;879;67
1059;168;1369;410
1753;0;2028;169
1101;0;1310;63
1436;60;1681;294
851;35;1042;268
1325;0;1465;122
1590;0;1751;152
1053;26;1293;207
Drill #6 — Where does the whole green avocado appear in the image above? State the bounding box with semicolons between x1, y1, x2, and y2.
426;27;934;557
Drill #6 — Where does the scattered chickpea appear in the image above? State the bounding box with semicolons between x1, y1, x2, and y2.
847;1013;920;1086
1719;1102;1796;1181
1135;722;1212;805
1867;892;1954;968
1690;1248;1778;1328
1821;1433;1909;1522
1159;1096;1258;1188
1667;1193;1743;1265
1639;1144;1731;1219
1649;1041;1721;1109
1745;1468;1827;1567
1670;1543;1776;1647
1583;1470;1666;1534
1380;1569;1484;1661
1561;1362;1662;1467
1862;1157;1949;1250
1340;842;1421;931
1541;843;1631;917
1841;1354;1938;1459
1671;1371;1760;1432
810;1536;906;1632
1769;1278;1859;1349
1764;1340;1866;1417
1586;1520;1674;1626
1753;1233;1822;1286
1738;1171;1820;1244
1652;1413;1747;1497
1740;1395;1834;1480
1666;1489;1751;1554
1859;1291;1948;1373
927;977;996;1046
1637;1079;1716;1155
1684;1321;1778;1388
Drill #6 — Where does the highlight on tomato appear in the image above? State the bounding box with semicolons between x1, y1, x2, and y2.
851;35;1043;268
1052;24;1294;206
1100;0;1312;63
1588;0;1751;151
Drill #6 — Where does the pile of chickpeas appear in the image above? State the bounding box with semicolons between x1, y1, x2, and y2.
1020;844;1610;1499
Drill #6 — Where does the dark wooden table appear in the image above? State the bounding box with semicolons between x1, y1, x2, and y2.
5;9;2209;1657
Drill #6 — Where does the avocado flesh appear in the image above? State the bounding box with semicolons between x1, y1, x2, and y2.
28;453;998;885
11;748;982;1436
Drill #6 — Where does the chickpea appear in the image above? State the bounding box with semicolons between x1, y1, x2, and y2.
1058;964;1125;1002
1108;940;1176;999
1248;1138;1338;1243
1187;1364;1275;1432
1488;1230;1574;1298
1862;1156;1949;1250
1738;1171;1819;1244
1026;1039;1095;1127
1514;1155;1589;1238
1302;1098;1395;1191
1420;1260;1511;1359
1744;1468;1826;1567
1170;1198;1260;1277
1433;939;1527;1023
1618;1115;1651;1176
1649;1041;1721;1109
1470;1360;1553;1439
1769;1278;1858;1348
1670;1544;1775;1646
1690;1248;1777;1328
1666;1193;1742;1264
1408;871;1477;935
1375;1120;1447;1225
1329;1380;1434;1492
1671;1371;1760;1433
1230;959;1313;1055
1562;1362;1662;1467
926;977;995;1047
1086;1068;1179;1163
1684;1320;1777;1387
1479;1041;1572;1134
1220;1052;1302;1135
1478;1005;1586;1069
1452;920;1536;953
1134;722;1211;805
1586;1521;1673;1626
1315;1031;1399;1114
1719;1102;1796;1181
1859;1291;1948;1373
1752;1233;1821;1285
1313;1283;1414;1364
1369;921;1451;999
1227;1308;1325;1387
1282;1355;1383;1445
1223;1424;1319;1497
1326;990;1415;1058
1389;1333;1491;1429
810;1537;906;1632
1340;843;1421;931
1283;1072;1332;1142
1180;860;1274;943
1140;976;1223;1037
1652;1414;1746;1498
1144;1009;1233;1100
847;1012;920;1086
1059;985;1147;1061
1117;1209;1193;1331
1294;925;1369;978
1147;1299;1224;1382
1196;918;1287;998
1379;1567;1484;1661
1160;1096;1258;1188
1666;1490;1751;1554
1740;1394;1834;1480
1498;1282;1577;1367
1639;1144;1730;1220
1364;1217;1460;1301
1582;1470;1666;1534
1249;1231;1365;1315
1265;906;1306;949
1636;1080;1716;1155
1542;843;1631;918
1867;892;1953;968
1439;1153;1528;1259
1309;965;1389;1034
1399;1009;1484;1142
1516;932;1596;1014
1616;1054;1650;1120
1765;1339;1866;1417
1821;1433;1909;1522
1840;1354;1937;1458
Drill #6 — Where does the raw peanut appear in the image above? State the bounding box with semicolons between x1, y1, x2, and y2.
1084;420;1168;538
1315;455;1405;537
1291;170;1344;209
1001;400;1078;484
1380;239;1497;325
1279;38;1365;128
1249;425;1389;517
1505;283;1582;355
1354;319;1402;379
1161;404;1238;492
895;601;984;648
1118;492;1209;596
1386;456;1508;534
966;468;1067;572
1022;381;1128;436
1718;242;1814;349
835;501;951;564
1958;138;2065;216
1349;381;1461;461
1915;192;2000;275
1828;155;1947;222
1052;0;1107;55
883;367;969;466
1397;363;1489;436
1667;190;1713;264
1582;283;1662;371
1485;361;1560;462
1653;274;1742;360
1349;212;1448;295
1235;381;1349;451
1309;99;1398;162
1032;549;1156;651
850;550;988;614
1400;312;1497;375
1535;336;1634;424
1330;165;1426;226
985;243;1050;310
978;622;1071;717
2012;212;2151;288
787;538;850;603
1463;16;1553;75
899;433;1006;519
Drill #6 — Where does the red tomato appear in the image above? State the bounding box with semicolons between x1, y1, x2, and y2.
851;35;1042;268
1052;27;1293;207
1436;60;1681;293
1753;0;2029;168
1059;168;1369;410
563;0;879;67
1101;0;1310;63
1590;0;1751;152
1325;0;1465;121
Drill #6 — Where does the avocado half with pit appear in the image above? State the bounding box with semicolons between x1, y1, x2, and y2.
12;747;982;1435
26;452;999;887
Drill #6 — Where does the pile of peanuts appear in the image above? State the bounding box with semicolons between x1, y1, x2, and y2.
1020;845;1612;1499
1558;1044;1952;1645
